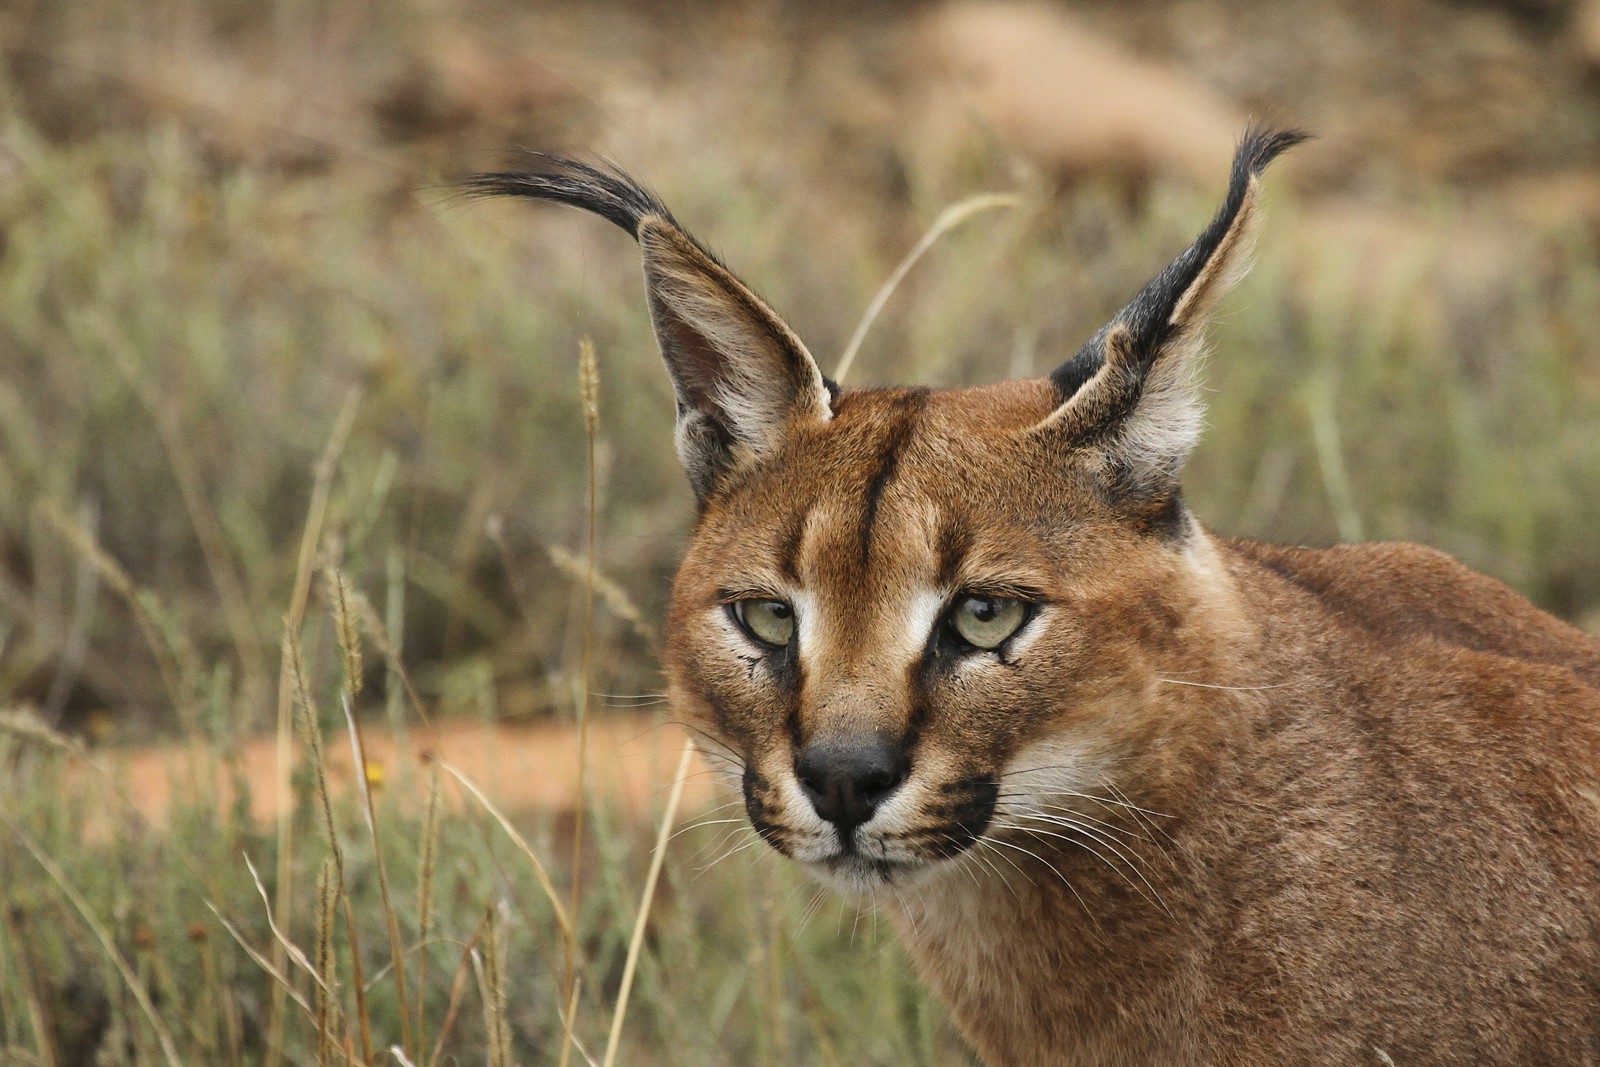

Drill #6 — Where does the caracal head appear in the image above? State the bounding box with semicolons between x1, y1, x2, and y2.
471;127;1306;895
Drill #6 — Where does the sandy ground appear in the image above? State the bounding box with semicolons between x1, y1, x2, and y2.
67;714;719;839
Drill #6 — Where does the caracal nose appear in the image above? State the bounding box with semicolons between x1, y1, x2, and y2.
794;737;910;832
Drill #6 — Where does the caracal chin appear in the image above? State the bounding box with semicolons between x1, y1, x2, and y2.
471;127;1600;1066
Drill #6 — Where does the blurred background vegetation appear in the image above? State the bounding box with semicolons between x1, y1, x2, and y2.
2;0;1600;1063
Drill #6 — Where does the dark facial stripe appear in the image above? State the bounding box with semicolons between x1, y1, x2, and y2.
743;768;795;855
858;389;929;561
935;518;973;590
776;508;808;585
899;774;998;860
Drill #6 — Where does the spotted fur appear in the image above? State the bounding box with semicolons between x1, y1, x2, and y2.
474;129;1600;1066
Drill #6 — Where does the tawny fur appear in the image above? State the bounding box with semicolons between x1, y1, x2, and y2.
474;129;1600;1066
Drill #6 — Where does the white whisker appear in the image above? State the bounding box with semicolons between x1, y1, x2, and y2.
965;840;1023;899
983;836;1100;929
997;816;1172;918
794;887;831;936
695;832;763;876
684;820;750;865
1154;677;1301;692
670;816;748;842
1103;780;1176;845
995;796;1153;843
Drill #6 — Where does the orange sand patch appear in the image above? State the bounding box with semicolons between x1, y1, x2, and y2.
69;714;719;838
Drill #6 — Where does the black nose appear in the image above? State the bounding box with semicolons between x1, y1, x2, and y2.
795;737;910;832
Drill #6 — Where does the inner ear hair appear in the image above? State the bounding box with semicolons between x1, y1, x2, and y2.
1035;125;1309;501
465;156;835;500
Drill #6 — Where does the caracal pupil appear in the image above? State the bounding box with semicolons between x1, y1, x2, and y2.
472;128;1600;1065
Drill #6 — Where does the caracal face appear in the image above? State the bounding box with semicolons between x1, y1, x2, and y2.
665;379;1212;898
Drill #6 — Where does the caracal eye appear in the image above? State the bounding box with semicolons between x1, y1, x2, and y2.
950;595;1027;650
732;599;795;648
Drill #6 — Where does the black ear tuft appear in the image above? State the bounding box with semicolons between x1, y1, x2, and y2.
1049;125;1310;402
463;156;676;241
467;153;834;502
1236;125;1312;181
1032;124;1308;512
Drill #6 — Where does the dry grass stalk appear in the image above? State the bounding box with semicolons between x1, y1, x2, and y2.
314;857;343;1066
286;632;344;882
579;336;601;434
350;586;434;729
384;546;408;733
545;545;656;646
1306;380;1365;542
436;761;575;955
833;193;1020;384
481;904;513;1067
290;595;379;1061
557;976;582;1067
244;852;330;996
341;688;415;1061
415;771;443;1058
426;921;486;1067
269;387;361;1067
204;900;316;1018
567;336;601;1026
287;623;379;1057
196;916;244;1067
14;828;185;1067
341;893;376;1064
324;565;366;701
0;880;60;1067
0;707;83;753
602;738;698;1067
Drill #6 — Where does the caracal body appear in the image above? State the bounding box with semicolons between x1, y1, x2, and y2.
473;129;1600;1065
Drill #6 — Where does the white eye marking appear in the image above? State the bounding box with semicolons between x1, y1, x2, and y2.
904;588;947;657
791;588;820;659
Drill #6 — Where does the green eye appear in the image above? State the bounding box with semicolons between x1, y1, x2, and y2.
732;599;795;648
949;595;1028;650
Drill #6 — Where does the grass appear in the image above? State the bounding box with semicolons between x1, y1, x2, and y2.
4;0;1600;1062
0;732;950;1065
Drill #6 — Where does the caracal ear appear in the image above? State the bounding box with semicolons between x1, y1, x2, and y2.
1035;126;1308;516
465;158;834;500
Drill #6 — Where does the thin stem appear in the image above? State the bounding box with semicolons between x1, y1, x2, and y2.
602;739;697;1067
834;194;1019;384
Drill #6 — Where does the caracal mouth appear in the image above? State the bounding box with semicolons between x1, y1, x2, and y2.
803;849;954;898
